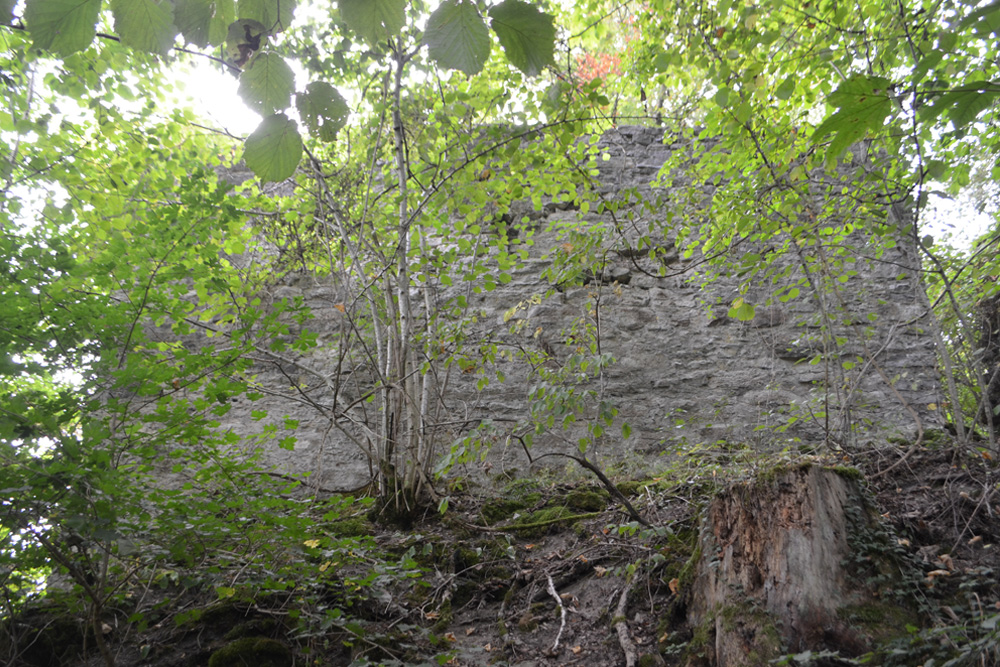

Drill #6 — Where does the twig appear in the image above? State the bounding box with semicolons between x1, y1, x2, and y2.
546;574;567;654
615;579;638;667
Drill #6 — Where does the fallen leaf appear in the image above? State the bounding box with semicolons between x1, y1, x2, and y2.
425;611;440;620
571;645;582;654
444;632;457;642
466;627;476;635
969;535;983;545
594;565;608;577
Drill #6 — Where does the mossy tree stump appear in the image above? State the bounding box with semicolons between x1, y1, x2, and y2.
686;466;878;666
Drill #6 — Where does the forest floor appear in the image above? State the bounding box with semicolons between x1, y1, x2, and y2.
8;437;1000;667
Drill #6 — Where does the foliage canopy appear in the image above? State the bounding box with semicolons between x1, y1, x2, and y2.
1;0;999;663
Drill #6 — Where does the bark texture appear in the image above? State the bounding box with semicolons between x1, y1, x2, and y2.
687;466;875;666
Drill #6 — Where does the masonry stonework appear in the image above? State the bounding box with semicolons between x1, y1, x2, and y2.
212;126;942;490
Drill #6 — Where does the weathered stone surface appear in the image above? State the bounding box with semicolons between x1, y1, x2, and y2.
207;126;942;490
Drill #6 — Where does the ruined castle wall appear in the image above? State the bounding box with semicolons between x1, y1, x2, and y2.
211;126;942;489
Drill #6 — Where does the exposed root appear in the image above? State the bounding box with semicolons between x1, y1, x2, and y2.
546;574;567;654
615;579;638;667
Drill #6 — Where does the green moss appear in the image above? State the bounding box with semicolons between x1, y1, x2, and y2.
827;465;863;481
676;539;702;589
208;637;292;667
224;619;278;641
508;507;600;538
326;517;373;537
718;603;782;662
482;493;542;523
517;610;539;632
637;653;660;667
616;480;645;496
682;614;714;664
838;602;919;643
431;599;453;633
453;546;482;570
565;486;610;511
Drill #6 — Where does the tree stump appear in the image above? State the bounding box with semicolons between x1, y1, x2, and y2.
686;466;881;666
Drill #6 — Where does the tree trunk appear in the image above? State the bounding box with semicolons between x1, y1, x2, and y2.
686;466;880;666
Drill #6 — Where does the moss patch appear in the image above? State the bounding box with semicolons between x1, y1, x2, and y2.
507;506;600;538
838;602;919;644
208;637;292;667
482;493;542;524
565;486;610;511
326;517;373;538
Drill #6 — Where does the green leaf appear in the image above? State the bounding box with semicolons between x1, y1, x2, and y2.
225;18;268;67
926;79;1000;130
0;0;16;23
111;0;177;55
238;52;295;115
735;101;751;124
175;0;235;47
727;299;755;321
775;75;796;101
812;75;893;165
337;0;405;45
489;0;555;77
24;0;101;56
296;82;350;142
237;0;295;33
216;585;236;599
425;0;491;76
960;0;1000;36
243;113;303;182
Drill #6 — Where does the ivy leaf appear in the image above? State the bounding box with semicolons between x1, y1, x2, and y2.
175;0;235;47
238;52;295;116
110;0;177;55
296;82;349;142
337;0;405;45
24;0;101;56
243;113;302;182
489;0;555;77
425;0;491;76
812;75;893;165
237;0;295;33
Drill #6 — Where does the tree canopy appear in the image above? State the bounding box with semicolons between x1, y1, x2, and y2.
2;0;999;664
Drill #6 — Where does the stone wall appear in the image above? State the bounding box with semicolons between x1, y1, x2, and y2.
211;126;942;490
